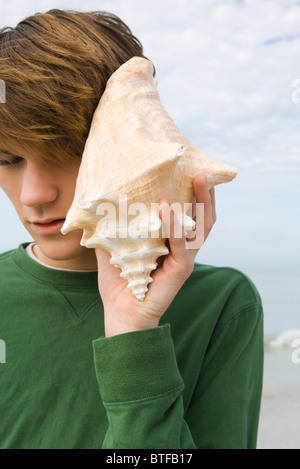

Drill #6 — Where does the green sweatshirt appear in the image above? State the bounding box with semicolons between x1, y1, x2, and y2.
0;243;263;449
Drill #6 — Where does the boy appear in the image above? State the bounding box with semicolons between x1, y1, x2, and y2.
0;9;263;449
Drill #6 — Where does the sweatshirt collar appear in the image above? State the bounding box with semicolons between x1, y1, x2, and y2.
12;243;98;289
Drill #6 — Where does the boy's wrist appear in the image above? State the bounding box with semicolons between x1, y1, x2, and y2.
104;312;159;338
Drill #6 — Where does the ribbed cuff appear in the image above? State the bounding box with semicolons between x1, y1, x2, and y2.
92;324;183;404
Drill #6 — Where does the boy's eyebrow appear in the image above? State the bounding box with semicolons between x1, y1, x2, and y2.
0;149;17;160
0;149;14;156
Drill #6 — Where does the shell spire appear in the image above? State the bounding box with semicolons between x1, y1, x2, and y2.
61;57;237;300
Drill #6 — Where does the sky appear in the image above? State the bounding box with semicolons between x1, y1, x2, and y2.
0;0;299;275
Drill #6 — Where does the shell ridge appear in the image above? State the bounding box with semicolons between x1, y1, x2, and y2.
77;142;186;213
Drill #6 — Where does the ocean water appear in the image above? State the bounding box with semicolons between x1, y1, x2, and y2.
246;269;300;449
247;269;300;335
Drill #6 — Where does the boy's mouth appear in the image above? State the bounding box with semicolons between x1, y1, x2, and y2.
31;219;66;235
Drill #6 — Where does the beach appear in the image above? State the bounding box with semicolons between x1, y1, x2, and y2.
257;339;300;449
244;270;300;449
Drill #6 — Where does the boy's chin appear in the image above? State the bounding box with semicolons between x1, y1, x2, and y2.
33;232;97;270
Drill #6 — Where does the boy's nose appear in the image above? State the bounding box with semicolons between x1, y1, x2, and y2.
20;161;59;207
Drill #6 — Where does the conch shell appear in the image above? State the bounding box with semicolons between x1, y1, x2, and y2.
61;57;237;300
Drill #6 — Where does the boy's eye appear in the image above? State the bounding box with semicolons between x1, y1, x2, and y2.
0;156;23;166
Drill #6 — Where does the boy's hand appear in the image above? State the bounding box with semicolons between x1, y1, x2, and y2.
96;174;216;337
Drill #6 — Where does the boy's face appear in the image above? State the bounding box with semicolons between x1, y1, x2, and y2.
0;142;97;270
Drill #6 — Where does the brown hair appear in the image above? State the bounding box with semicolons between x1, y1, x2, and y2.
0;9;147;163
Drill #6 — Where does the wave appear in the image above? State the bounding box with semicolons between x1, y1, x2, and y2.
265;329;300;348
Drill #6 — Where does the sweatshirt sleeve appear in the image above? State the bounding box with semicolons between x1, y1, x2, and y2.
185;303;264;449
92;324;196;449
